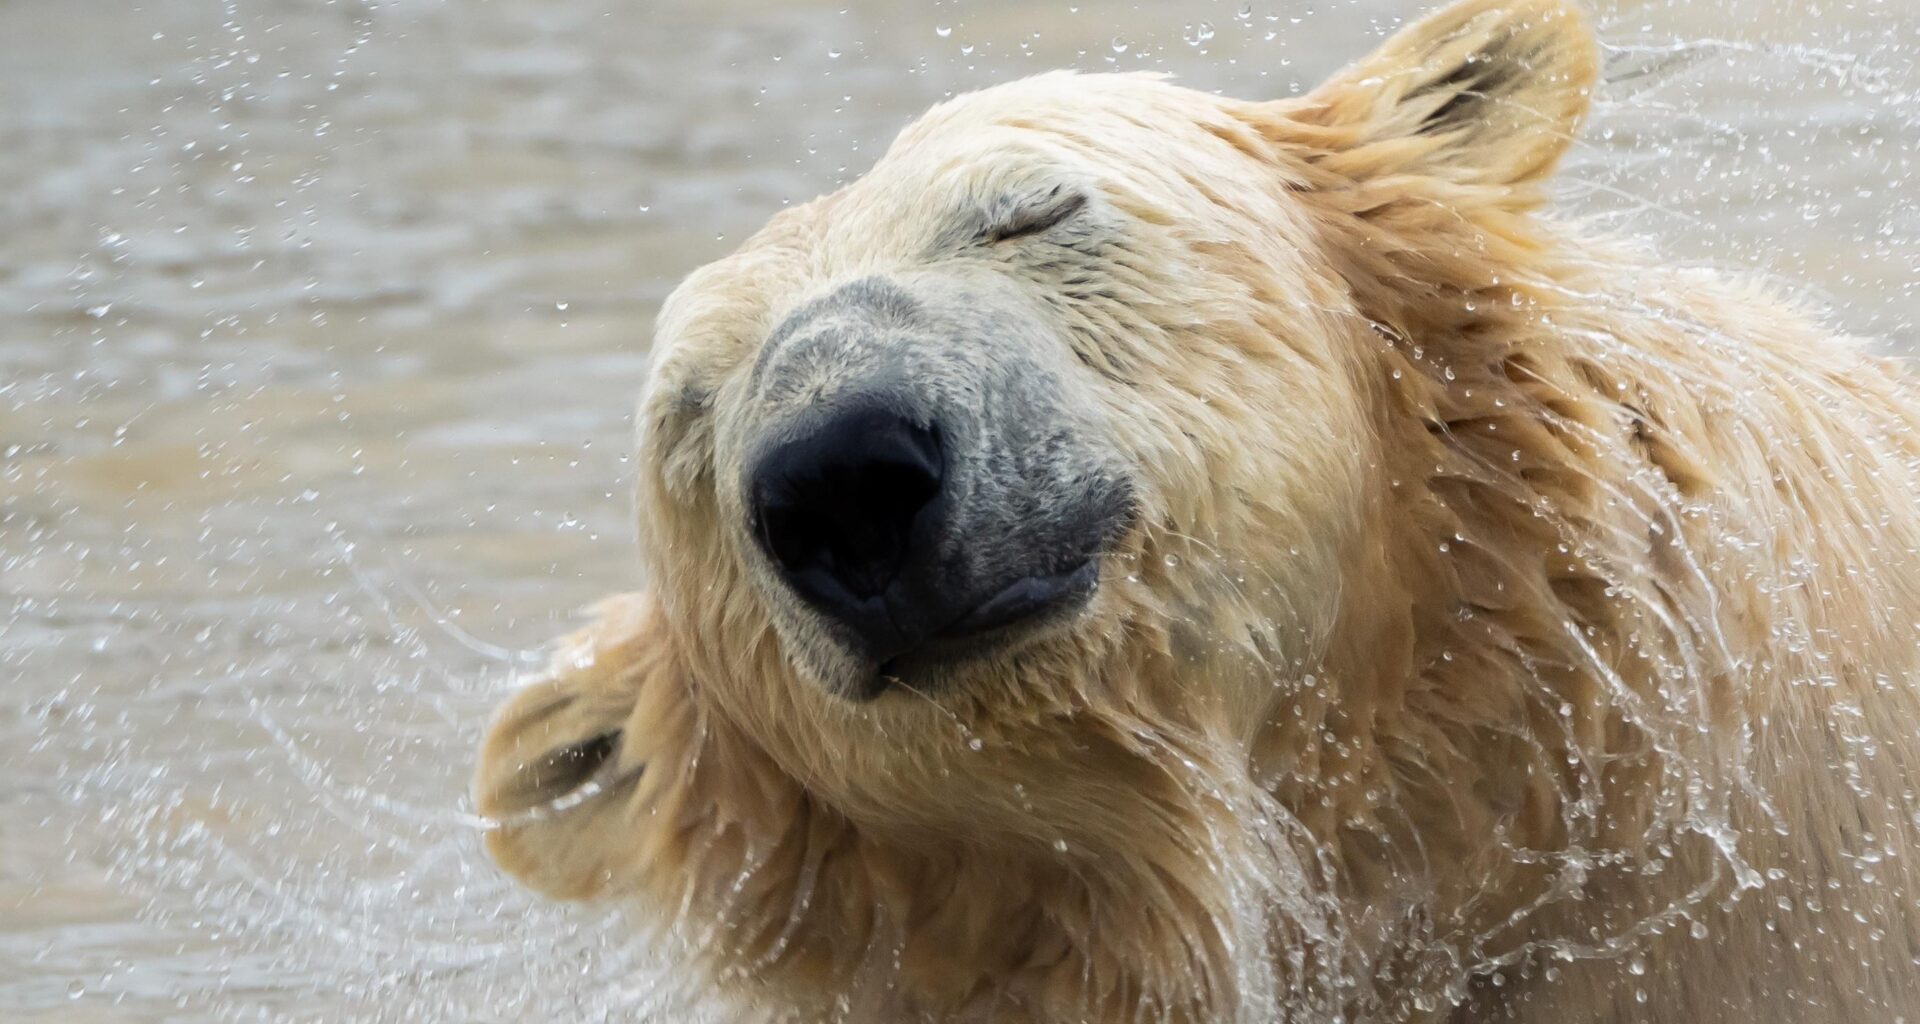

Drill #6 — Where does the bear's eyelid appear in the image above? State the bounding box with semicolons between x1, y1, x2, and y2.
981;187;1087;244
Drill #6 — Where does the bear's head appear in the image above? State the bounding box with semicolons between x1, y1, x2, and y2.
478;0;1628;1018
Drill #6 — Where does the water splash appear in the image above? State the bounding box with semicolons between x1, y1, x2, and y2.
3;0;1916;1020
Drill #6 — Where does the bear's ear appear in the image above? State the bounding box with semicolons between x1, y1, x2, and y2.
1293;0;1598;187
473;592;676;900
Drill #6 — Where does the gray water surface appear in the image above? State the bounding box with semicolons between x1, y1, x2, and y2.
2;0;1916;1020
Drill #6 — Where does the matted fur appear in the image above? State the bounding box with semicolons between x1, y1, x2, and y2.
474;1;1920;1020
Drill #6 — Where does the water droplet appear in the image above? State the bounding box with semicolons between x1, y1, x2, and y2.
935;25;951;39
826;47;842;59
968;737;984;752
1110;36;1129;54
68;980;85;1000
1184;21;1215;47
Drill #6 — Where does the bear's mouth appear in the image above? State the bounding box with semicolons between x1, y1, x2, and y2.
854;559;1101;699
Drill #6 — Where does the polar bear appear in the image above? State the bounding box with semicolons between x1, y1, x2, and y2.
473;0;1920;1020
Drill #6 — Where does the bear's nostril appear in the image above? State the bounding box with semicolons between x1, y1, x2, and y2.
750;406;945;621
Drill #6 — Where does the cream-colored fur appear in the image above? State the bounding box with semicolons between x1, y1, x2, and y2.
473;1;1920;1020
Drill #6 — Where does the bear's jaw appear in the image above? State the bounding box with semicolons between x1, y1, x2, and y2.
660;743;1374;1024
642;613;1480;1022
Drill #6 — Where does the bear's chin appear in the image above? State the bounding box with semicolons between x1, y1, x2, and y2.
769;579;1105;705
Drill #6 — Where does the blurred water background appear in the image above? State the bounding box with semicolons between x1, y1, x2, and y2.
1;0;1915;1019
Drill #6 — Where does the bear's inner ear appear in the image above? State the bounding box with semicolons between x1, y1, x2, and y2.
1293;0;1599;188
492;728;625;815
473;673;638;820
473;594;662;823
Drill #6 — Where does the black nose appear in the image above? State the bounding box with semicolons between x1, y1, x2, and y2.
748;406;946;656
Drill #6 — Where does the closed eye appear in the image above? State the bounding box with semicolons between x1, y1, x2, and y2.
981;187;1088;244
